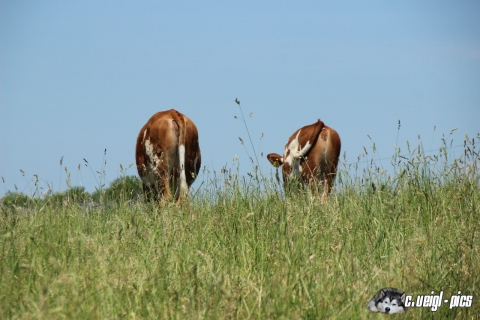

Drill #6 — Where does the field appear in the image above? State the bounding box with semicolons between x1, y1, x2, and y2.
1;135;479;319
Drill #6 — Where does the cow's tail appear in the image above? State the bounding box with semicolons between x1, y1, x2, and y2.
171;110;189;200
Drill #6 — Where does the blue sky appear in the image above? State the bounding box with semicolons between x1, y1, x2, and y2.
1;1;479;196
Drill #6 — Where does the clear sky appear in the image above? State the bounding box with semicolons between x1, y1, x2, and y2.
1;1;479;196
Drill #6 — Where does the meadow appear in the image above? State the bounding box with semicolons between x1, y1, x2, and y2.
1;132;479;319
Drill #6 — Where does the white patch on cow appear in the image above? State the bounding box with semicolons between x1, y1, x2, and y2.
142;129;147;143
145;139;154;159
284;146;290;165
284;130;312;178
142;139;160;192
178;144;189;197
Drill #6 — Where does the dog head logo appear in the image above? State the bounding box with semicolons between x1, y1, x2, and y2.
367;288;406;314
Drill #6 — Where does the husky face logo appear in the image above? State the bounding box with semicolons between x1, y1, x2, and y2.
367;288;406;314
376;295;406;314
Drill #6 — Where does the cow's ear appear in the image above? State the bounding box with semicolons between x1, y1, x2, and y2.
267;153;284;167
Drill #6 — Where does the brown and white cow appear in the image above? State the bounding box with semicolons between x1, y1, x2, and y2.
267;119;341;201
135;109;201;203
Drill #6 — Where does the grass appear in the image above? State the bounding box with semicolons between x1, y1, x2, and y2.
1;133;479;319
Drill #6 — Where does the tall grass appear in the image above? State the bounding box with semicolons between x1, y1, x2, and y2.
0;133;479;319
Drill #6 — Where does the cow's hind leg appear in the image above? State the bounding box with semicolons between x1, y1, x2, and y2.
155;170;174;202
321;172;337;203
321;178;330;203
142;183;155;202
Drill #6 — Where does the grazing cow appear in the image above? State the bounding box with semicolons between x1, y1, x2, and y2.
267;119;341;201
135;109;201;203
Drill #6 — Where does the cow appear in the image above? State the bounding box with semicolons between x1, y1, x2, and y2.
135;109;201;203
266;119;341;201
